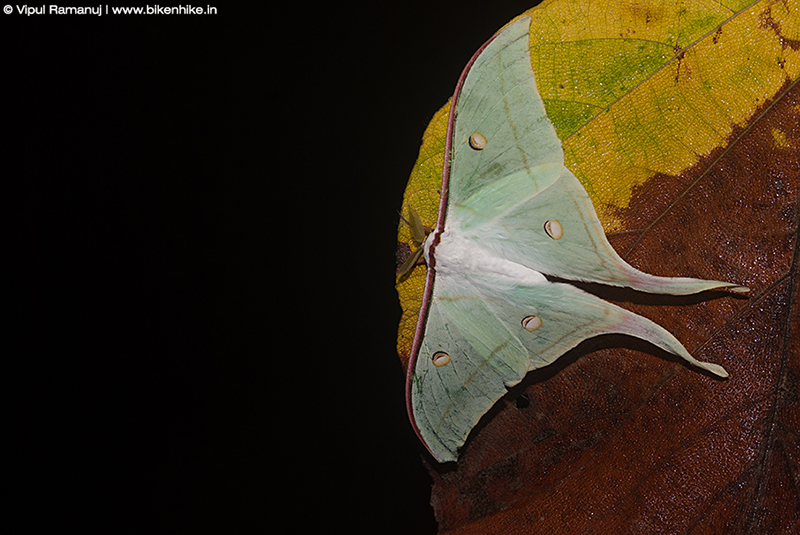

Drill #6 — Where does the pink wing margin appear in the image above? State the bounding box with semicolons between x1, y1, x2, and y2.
403;25;511;456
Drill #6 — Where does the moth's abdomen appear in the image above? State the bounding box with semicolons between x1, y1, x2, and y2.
433;229;547;287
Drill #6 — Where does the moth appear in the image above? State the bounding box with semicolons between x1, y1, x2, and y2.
403;16;747;463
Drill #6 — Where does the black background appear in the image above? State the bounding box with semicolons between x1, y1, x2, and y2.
9;1;541;531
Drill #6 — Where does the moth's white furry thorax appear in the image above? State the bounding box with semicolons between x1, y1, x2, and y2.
425;227;548;287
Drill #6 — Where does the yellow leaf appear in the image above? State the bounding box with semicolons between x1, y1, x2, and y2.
395;0;800;365
395;102;449;368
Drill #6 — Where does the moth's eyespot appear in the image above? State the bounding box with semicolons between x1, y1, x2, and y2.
544;219;563;240
469;132;487;150
521;315;542;332
431;351;451;367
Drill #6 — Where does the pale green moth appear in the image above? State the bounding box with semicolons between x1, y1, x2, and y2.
405;16;748;463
